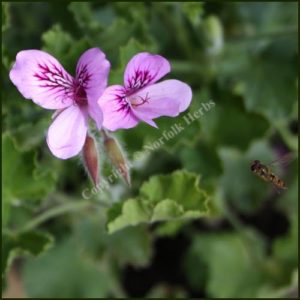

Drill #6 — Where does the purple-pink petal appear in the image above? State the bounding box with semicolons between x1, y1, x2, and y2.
124;52;170;91
131;79;192;120
47;105;88;159
98;85;139;131
131;109;158;128
76;48;110;104
76;48;110;129
87;99;103;129
9;50;74;109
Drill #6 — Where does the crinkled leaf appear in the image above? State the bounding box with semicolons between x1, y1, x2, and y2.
107;198;150;233
107;171;210;233
140;171;208;212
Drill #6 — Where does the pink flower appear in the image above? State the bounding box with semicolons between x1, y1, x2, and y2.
9;48;110;159
98;52;192;131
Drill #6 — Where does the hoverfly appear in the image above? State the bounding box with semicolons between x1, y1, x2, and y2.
250;153;294;191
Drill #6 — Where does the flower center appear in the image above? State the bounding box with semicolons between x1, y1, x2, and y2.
129;93;150;107
74;80;88;107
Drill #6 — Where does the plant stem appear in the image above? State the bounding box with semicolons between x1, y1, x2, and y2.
19;201;95;233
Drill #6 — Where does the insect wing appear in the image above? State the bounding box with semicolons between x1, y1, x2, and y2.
267;152;296;168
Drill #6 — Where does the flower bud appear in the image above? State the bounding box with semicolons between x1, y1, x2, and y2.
202;15;223;55
103;132;131;186
82;134;99;186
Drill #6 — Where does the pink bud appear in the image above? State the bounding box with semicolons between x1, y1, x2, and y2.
82;135;99;186
103;132;131;186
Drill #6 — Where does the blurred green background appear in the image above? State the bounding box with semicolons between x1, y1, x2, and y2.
2;2;298;298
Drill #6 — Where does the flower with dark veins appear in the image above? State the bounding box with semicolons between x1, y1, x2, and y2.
9;48;110;159
98;52;193;131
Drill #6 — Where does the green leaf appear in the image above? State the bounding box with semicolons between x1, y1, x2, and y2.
272;214;298;282
112;3;156;48
183;235;208;291
178;140;223;186
2;230;53;279
3;85;49;148
218;3;297;126
8;118;49;151
107;226;153;267
23;239;114;298
140;171;208;212
154;220;186;237
2;134;56;226
200;93;269;151
107;170;210;233
74;217;153;268
107;198;150;233
185;232;268;298
68;2;103;31
42;25;90;73
94;18;136;64
241;49;297;124
42;24;73;58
